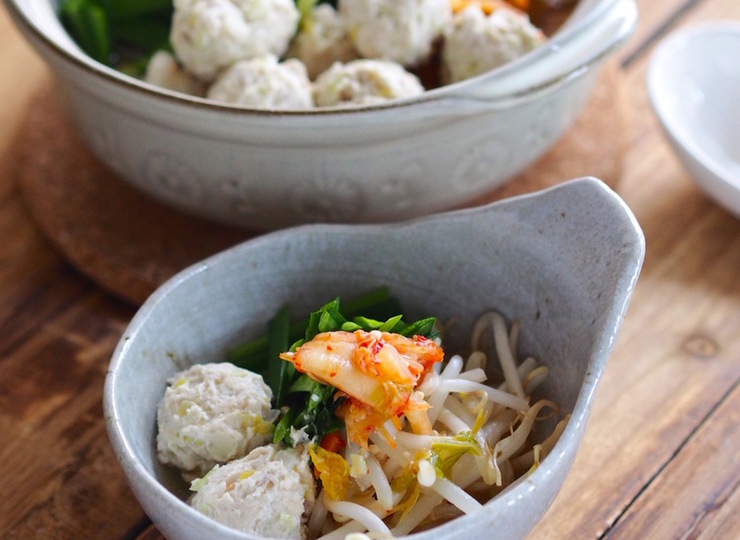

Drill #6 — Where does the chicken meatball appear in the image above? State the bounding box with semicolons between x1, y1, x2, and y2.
313;59;424;107
442;4;545;83
144;50;206;97
207;55;313;109
156;362;278;478
339;0;451;67
190;444;315;539
170;0;300;81
287;4;359;80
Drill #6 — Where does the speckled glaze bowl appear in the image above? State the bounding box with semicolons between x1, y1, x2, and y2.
104;178;645;540
6;0;637;230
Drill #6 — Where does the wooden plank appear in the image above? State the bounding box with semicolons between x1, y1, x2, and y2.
618;0;702;67
0;290;146;538
0;5;48;159
599;1;740;535
0;1;737;539
529;91;740;540
694;482;740;540
604;382;740;539
528;294;740;537
621;0;740;68
0;10;146;532
527;0;740;536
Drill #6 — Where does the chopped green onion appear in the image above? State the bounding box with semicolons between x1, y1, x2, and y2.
268;305;293;408
113;18;171;54
272;408;296;445
229;287;398;365
60;0;110;63
380;314;404;332
401;317;437;338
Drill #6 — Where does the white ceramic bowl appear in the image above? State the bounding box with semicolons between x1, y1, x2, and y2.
6;0;637;230
647;21;740;219
104;177;645;540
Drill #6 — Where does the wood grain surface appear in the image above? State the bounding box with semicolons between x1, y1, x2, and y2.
0;1;738;539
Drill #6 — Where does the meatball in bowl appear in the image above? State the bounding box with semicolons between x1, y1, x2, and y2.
6;0;637;229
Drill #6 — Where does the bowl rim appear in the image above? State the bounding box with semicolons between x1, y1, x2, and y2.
104;177;645;539
647;20;740;193
6;0;635;117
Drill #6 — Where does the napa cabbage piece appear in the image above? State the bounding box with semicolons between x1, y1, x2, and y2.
227;288;438;448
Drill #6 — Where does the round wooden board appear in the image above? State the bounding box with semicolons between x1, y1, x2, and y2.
13;62;625;307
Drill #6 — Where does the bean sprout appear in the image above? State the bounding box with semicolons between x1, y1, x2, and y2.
285;312;564;537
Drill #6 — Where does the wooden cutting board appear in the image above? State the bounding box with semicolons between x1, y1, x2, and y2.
13;62;625;306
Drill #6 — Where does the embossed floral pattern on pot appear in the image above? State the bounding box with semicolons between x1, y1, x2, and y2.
141;152;203;207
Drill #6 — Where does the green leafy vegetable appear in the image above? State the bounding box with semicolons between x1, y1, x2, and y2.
228;288;438;447
103;0;173;21
228;287;403;368
268;304;293;408
59;0;173;68
60;0;110;63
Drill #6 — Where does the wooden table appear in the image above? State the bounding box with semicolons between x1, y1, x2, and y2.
1;1;738;538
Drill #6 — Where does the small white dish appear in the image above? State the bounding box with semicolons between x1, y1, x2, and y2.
647;21;740;218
